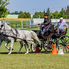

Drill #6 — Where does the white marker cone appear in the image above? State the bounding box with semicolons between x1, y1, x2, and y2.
58;49;64;55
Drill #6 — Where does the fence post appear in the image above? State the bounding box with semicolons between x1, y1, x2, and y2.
30;19;31;28
21;20;23;29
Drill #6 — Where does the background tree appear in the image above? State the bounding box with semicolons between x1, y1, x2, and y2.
15;11;19;15
18;12;31;18
49;13;54;18
26;12;31;18
18;12;25;18
19;11;23;14
33;12;44;18
49;11;60;19
39;12;44;18
66;6;69;19
53;11;60;18
0;0;9;18
59;8;67;18
33;12;39;18
43;10;45;13
46;8;50;16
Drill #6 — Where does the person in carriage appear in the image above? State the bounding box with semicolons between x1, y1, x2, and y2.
57;17;68;34
39;13;52;34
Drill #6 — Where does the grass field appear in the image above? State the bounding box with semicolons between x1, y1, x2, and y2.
0;42;69;69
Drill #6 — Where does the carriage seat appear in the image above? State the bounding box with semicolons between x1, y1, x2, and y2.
48;25;54;30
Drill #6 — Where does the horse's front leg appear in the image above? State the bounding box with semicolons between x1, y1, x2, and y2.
8;40;14;55
5;41;10;50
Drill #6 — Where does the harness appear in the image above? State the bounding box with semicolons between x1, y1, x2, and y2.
0;22;31;42
1;28;23;42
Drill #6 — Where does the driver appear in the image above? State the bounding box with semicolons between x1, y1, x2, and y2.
40;13;51;34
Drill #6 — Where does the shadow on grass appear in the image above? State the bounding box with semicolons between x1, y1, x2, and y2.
29;51;52;54
0;52;26;54
0;51;52;54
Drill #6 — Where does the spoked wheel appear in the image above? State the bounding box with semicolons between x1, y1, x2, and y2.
57;35;69;53
44;40;55;53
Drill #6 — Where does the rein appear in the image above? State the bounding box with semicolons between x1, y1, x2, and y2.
0;32;23;41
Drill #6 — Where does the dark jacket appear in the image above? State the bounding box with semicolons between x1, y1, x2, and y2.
43;16;51;26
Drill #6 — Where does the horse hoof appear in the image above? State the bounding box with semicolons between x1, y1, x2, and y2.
33;50;35;52
12;49;13;50
8;48;13;51
8;53;10;55
17;52;19;54
25;53;28;54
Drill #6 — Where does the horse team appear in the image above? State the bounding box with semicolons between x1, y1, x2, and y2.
0;21;41;54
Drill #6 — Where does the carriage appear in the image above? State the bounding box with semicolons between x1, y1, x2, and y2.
32;24;69;53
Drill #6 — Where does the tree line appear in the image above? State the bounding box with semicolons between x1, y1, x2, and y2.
0;0;69;19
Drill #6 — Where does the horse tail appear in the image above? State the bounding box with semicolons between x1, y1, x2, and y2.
30;31;41;44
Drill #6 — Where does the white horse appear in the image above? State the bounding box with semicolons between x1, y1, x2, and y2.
0;21;27;52
0;21;41;54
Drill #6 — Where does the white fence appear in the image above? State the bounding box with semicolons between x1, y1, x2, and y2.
30;18;66;27
0;19;68;28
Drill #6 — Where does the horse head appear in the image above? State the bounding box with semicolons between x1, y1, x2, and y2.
0;21;12;31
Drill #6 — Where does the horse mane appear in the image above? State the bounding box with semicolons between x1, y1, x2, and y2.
2;21;12;30
2;21;10;26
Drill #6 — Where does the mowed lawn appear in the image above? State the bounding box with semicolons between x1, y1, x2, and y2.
0;29;69;69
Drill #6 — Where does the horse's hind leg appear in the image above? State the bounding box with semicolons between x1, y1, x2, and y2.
0;40;3;46
17;41;23;54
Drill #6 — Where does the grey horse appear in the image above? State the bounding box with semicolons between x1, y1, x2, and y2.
0;21;27;52
0;21;41;54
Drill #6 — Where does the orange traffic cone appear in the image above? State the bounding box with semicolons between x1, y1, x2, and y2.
51;44;58;54
67;45;69;49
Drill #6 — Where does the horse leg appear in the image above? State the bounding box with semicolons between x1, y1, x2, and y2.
24;41;29;54
31;42;35;52
5;41;14;51
17;41;23;53
5;41;10;50
8;40;14;55
0;40;3;46
27;40;35;52
23;40;30;51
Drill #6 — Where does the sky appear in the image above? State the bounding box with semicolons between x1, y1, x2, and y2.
6;0;69;15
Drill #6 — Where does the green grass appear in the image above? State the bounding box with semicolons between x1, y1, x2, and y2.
23;28;40;31
0;42;69;69
0;29;69;69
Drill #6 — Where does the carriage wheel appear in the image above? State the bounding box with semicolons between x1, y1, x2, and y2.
57;35;69;53
44;40;55;53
